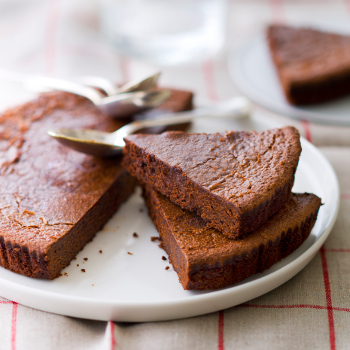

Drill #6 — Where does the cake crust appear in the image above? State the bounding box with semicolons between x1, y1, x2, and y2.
123;127;301;239
267;24;350;105
143;185;321;290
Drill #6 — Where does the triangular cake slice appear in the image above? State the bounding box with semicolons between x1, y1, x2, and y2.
267;24;350;105
123;127;301;239
143;185;321;290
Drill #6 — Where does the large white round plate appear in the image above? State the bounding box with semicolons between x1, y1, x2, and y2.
229;22;350;125
0;114;339;322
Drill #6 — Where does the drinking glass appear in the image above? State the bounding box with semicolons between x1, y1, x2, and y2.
99;0;227;65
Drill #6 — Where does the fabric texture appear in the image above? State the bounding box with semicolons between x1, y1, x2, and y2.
0;0;350;349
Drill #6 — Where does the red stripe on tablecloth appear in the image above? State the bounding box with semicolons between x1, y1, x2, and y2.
45;0;62;75
118;57;131;84
202;60;219;101
109;321;116;350
344;0;350;14
320;246;336;350
333;307;350;312
268;0;286;23
240;303;350;314
11;302;18;350
301;120;312;143
239;303;327;310
218;310;224;350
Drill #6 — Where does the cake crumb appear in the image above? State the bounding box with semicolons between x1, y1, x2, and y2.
23;210;35;215
77;264;79;267
165;266;170;270
133;232;139;238
127;252;133;255
73;257;77;260
162;256;167;261
151;236;160;242
59;273;63;277
81;269;86;272
84;257;88;261
64;272;68;276
99;250;103;254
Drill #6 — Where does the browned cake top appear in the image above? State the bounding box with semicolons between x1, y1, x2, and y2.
125;127;301;214
267;24;350;84
0;92;126;253
150;188;321;267
0;88;193;254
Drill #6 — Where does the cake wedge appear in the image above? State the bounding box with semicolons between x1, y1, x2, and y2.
123;127;301;239
143;185;321;290
267;24;350;105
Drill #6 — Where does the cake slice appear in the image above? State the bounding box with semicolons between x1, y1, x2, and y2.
123;127;301;239
0;87;193;279
267;24;350;105
133;87;193;134
143;185;321;290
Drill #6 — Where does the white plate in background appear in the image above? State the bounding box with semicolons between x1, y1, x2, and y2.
229;23;350;125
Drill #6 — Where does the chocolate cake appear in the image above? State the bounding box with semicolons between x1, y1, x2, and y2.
123;127;301;239
0;87;193;279
143;185;321;290
267;24;350;105
133;87;193;134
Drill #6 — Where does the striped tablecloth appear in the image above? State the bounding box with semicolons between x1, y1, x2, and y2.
1;0;350;349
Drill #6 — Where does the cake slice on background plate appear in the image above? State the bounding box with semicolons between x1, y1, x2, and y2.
267;24;350;105
123;127;301;239
143;185;321;291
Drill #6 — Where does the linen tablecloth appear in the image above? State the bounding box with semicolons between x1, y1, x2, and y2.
0;0;350;349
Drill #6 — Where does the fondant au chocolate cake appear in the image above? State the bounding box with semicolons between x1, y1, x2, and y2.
123;127;301;239
133;88;193;134
267;24;350;105
0;87;193;279
143;185;321;290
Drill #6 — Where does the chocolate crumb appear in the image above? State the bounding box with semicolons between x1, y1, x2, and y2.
99;250;103;254
81;269;85;272
162;256;167;261
84;257;88;261
165;266;170;270
77;264;79;267
133;232;138;238
127;252;133;255
151;236;160;242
